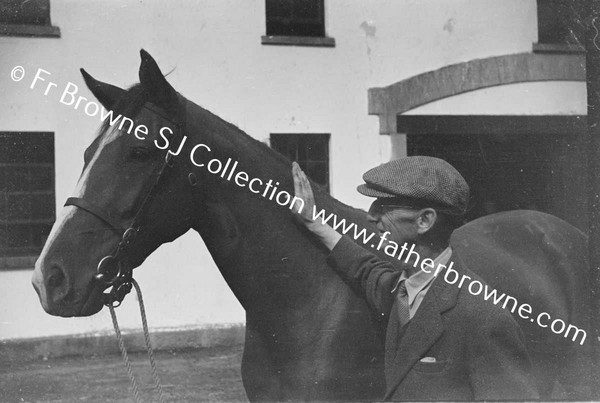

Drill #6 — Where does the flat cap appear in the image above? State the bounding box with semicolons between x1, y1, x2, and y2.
357;156;469;215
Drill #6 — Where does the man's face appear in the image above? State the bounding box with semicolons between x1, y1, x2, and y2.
367;199;420;246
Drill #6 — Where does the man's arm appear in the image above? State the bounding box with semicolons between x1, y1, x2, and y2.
326;236;401;314
291;162;399;314
468;312;539;400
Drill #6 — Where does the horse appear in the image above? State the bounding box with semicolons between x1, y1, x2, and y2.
31;50;593;401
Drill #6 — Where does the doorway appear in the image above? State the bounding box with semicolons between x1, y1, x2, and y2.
401;115;588;231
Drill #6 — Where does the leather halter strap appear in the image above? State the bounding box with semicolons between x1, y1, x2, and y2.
65;197;125;235
65;95;187;307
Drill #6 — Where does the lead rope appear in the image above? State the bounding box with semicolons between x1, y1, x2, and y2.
108;279;166;403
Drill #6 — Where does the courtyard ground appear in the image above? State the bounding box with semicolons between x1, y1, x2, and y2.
0;345;247;402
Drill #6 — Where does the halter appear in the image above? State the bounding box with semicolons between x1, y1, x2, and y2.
65;97;191;307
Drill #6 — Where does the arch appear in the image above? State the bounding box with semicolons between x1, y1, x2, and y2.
368;52;585;134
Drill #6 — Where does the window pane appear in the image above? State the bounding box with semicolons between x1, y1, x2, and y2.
2;224;30;249
0;132;54;163
30;194;55;220
0;132;55;259
266;0;292;18
1;166;29;192
294;0;321;19
2;194;31;221
304;161;328;187
537;0;584;46
265;0;325;37
270;133;330;191
303;135;329;161
0;0;50;25
29;166;53;191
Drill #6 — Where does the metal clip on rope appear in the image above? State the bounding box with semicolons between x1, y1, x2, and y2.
94;227;139;307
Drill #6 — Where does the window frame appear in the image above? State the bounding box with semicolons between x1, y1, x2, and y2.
261;0;335;47
0;0;60;38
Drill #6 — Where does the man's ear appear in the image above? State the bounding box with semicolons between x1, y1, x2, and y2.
416;208;437;235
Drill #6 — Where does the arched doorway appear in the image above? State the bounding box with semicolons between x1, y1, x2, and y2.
368;53;587;230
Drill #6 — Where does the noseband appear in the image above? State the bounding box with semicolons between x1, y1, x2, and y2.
65;98;193;307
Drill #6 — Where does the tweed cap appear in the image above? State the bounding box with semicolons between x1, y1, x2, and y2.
357;156;469;216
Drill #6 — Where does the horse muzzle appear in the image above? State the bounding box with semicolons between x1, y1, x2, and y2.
32;259;104;317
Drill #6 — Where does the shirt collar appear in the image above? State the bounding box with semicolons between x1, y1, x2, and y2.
392;247;453;305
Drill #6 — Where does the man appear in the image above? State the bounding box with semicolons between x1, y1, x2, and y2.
291;157;538;401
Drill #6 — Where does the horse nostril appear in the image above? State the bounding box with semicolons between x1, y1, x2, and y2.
46;265;66;288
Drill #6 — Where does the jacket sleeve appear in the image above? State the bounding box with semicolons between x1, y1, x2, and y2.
468;311;539;400
326;235;402;316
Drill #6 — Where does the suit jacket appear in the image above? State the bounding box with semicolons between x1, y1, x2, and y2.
327;236;539;401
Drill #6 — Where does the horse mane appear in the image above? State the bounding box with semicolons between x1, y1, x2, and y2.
198;101;371;225
97;84;149;139
96;82;370;229
189;93;372;228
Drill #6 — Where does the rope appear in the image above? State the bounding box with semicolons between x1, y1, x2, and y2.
109;304;143;403
109;280;166;403
132;279;166;402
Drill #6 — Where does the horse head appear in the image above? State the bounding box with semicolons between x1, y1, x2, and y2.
32;50;201;316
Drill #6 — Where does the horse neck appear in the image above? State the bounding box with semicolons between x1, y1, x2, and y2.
183;102;372;311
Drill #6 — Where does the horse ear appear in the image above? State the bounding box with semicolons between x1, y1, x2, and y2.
80;68;125;110
138;49;178;112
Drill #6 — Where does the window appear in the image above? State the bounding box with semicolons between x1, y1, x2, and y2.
270;133;330;191
0;132;55;269
534;0;584;53
262;0;335;47
0;0;60;38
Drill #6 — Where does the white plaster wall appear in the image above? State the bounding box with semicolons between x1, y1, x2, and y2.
361;0;539;87
0;0;583;340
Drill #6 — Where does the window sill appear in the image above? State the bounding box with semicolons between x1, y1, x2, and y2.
532;43;584;54
0;256;37;271
0;23;61;38
261;35;335;48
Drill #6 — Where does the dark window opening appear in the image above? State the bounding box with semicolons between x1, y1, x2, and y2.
0;132;55;264
266;0;325;37
262;0;334;47
270;133;330;192
0;0;60;38
535;0;584;51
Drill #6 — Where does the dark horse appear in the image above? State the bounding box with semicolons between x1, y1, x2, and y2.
32;50;593;401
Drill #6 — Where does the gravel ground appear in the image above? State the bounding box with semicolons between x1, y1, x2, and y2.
0;345;248;403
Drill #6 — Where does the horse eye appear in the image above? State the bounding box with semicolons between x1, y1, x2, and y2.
129;147;151;161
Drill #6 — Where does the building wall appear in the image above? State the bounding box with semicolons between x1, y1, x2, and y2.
0;0;585;340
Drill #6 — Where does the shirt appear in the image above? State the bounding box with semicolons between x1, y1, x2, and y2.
390;247;452;319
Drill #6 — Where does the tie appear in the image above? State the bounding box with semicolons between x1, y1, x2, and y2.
396;279;410;327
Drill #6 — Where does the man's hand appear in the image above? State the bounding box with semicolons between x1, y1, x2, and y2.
291;161;342;251
291;161;316;224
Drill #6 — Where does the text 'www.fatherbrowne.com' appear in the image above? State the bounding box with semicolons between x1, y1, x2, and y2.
309;206;588;346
